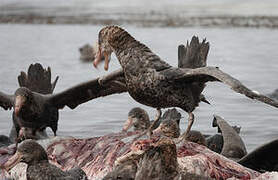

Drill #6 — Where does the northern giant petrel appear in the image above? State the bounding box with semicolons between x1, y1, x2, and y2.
93;25;278;141
0;63;126;141
3;139;88;180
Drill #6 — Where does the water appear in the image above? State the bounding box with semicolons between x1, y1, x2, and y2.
0;24;277;152
1;0;278;16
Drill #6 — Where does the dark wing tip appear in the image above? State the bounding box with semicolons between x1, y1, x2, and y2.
51;76;59;93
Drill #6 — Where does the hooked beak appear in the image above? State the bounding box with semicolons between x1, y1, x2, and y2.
93;46;101;69
93;46;111;71
3;151;23;171
103;51;111;71
152;125;162;135
122;117;134;132
14;96;25;116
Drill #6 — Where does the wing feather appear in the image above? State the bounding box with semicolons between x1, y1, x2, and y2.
50;69;127;109
162;66;278;108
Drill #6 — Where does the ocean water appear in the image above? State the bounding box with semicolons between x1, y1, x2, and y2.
0;24;277;152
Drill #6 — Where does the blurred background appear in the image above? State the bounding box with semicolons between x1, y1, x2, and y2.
0;0;277;152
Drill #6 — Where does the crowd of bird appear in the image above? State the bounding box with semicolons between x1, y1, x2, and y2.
0;25;278;179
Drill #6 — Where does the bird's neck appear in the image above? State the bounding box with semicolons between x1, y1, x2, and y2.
109;31;153;71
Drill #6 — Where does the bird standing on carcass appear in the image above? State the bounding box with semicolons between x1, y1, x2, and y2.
93;25;278;142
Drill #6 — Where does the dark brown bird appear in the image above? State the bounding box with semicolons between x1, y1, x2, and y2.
3;139;88;180
0;63;58;142
0;63;126;142
122;107;150;132
123;107;181;139
93;25;278;141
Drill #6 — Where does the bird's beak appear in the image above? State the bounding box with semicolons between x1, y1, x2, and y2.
152;125;162;135
103;51;111;71
122;117;133;132
14;96;25;116
93;46;111;71
93;46;102;69
3;151;23;171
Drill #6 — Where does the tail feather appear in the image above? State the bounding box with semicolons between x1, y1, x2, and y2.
18;63;59;94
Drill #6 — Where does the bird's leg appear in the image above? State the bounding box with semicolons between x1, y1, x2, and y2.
175;112;194;144
147;108;161;137
133;108;161;140
15;138;19;149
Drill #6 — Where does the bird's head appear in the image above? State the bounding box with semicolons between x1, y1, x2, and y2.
93;25;130;71
122;107;150;132
14;87;33;117
3;139;48;171
153;119;180;138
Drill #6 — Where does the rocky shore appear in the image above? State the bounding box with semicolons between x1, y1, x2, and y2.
1;0;278;28
1;14;278;28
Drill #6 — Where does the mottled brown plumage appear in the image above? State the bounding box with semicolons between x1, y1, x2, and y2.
123;108;181;139
4;140;87;180
153;108;181;138
94;25;278;140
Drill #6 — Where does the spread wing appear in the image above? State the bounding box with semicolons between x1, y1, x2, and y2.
18;63;59;94
49;69;127;109
0;91;14;110
161;66;278;108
